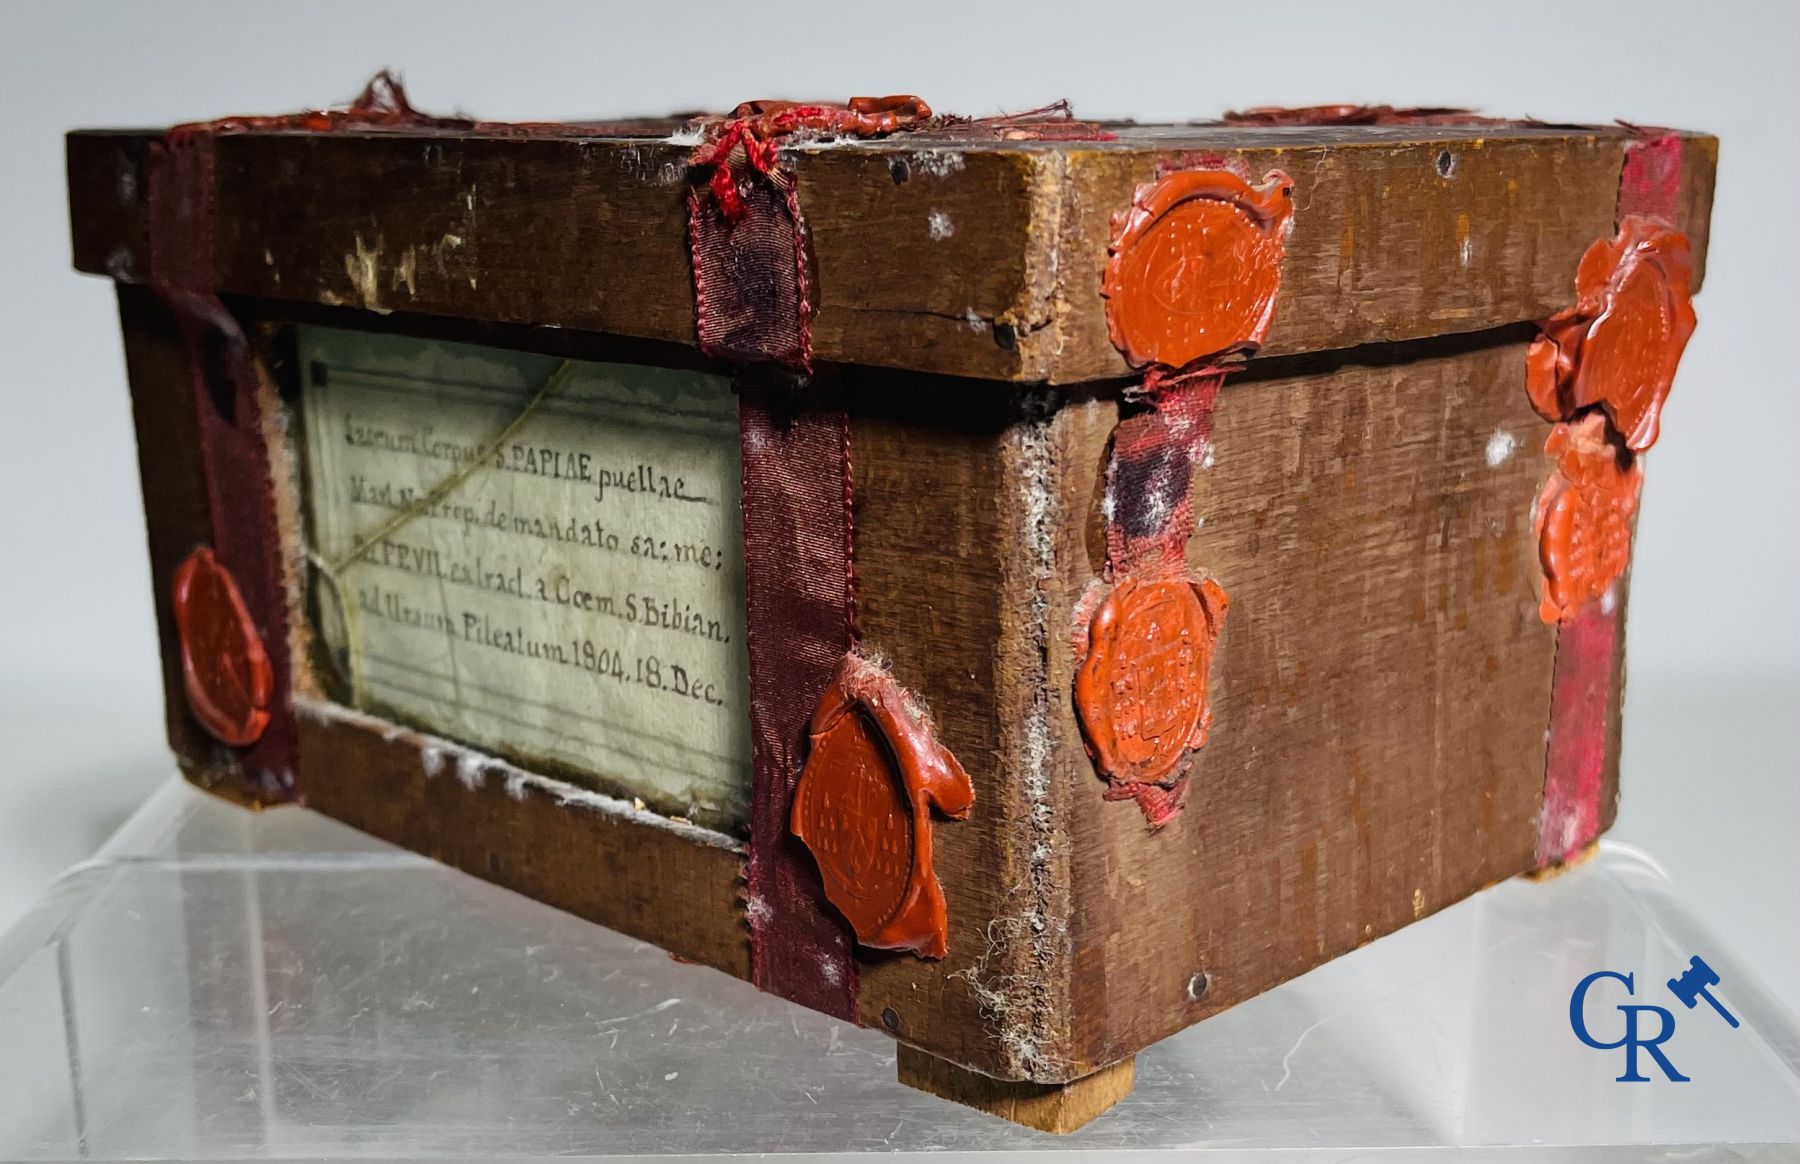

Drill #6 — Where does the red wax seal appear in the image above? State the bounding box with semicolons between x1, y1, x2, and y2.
1535;414;1643;625
1102;168;1295;370
790;655;974;960
172;546;272;747
1075;574;1229;790
723;95;933;140
1526;217;1696;452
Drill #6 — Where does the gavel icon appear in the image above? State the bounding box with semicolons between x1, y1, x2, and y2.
1667;955;1740;1028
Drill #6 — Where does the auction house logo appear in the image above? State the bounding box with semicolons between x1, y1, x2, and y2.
1569;954;1740;1082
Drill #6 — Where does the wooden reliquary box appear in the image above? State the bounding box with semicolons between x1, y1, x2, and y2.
66;82;1716;1132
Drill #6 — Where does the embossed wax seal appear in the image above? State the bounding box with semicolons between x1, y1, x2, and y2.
1075;574;1229;789
790;655;974;960
172;546;273;747
1535;413;1643;625
1526;216;1696;453
1102;168;1295;370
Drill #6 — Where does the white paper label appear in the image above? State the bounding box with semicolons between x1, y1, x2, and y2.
297;326;751;830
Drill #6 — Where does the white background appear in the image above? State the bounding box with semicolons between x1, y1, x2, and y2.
1;0;1794;1015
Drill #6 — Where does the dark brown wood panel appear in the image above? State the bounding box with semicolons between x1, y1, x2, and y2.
217;134;696;346
68;126;1716;384
1676;135;1718;288
116;285;217;770
1057;336;1566;1071
1047;133;1715;379
1595;573;1632;841
70;134;150;280
294;705;753;978
840;374;1039;1076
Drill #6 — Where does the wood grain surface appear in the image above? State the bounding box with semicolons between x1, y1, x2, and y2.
70;125;1715;384
292;699;753;977
897;1044;1135;1133
115;285;238;785
837;372;1036;1069
1055;333;1569;1073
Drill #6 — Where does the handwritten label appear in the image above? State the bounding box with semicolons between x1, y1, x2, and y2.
297;327;751;830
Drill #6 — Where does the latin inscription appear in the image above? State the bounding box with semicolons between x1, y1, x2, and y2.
298;327;751;829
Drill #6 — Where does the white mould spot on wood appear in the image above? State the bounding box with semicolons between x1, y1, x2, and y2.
345;233;391;314
455;751;488;792
104;246;134;281
963;308;986;333
1460;237;1474;268
423;233;464;279
946;401;1073;1079
909;150;966;179
928;210;955;241
1485;428;1519;467
293;698;741;850
664;126;706;148
616;146;684;187
392;246;419;299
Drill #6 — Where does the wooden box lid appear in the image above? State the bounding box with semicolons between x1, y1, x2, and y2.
67;114;1716;384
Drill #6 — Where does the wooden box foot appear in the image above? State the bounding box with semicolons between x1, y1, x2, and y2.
1522;839;1601;882
896;1044;1134;1134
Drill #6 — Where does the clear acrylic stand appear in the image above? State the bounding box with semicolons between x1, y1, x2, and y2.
2;778;1796;1161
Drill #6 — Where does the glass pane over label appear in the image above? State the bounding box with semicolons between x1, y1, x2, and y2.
297;326;751;831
